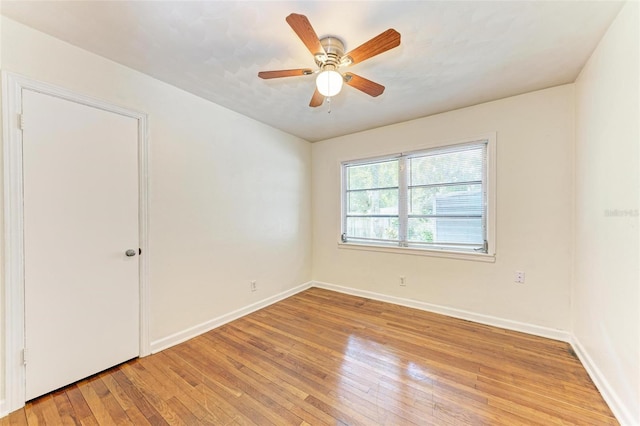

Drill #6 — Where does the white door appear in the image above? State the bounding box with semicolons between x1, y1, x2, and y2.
22;89;140;400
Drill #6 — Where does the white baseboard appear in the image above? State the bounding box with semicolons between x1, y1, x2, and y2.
150;280;569;354
150;281;312;353
570;336;636;426
0;400;7;419
312;281;571;342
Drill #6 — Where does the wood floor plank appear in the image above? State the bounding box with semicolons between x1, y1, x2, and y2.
75;378;120;425
99;372;151;425
51;390;81;426
140;352;236;424
170;339;302;425
3;288;618;425
198;330;338;425
65;384;99;426
212;325;383;424
221;322;431;425
160;348;263;425
0;409;28;426
190;338;331;425
25;394;63;426
110;369;168;425
118;362;188;425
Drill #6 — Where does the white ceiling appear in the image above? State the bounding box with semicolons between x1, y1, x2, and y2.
1;1;623;142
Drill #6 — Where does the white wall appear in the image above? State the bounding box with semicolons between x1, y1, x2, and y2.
0;16;311;406
574;2;639;424
312;85;574;332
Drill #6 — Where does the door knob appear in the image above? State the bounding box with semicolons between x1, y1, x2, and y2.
125;249;136;257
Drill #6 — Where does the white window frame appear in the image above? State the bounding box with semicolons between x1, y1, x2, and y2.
339;133;496;262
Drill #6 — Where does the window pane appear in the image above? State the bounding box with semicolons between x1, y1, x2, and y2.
348;189;398;215
347;217;399;240
407;218;483;244
348;160;398;190
410;147;483;186
409;185;482;216
342;140;488;253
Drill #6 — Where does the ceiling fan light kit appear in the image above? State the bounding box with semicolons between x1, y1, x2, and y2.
258;13;401;107
316;69;343;97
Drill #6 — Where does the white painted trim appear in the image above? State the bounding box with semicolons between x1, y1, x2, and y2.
150;282;313;354
485;132;497;256
0;400;7;419
312;281;571;342
337;242;496;262
137;101;151;358
2;71;27;416
570;336;636;425
1;72;151;413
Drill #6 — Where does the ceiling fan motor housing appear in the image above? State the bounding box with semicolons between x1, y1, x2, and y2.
315;36;351;70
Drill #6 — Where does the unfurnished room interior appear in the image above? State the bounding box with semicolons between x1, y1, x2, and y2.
0;1;638;425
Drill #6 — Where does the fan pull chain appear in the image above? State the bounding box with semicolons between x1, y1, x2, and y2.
327;97;332;114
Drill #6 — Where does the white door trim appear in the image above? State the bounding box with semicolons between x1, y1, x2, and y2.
1;71;150;414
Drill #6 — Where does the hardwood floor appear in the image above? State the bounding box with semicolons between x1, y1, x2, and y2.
2;288;617;425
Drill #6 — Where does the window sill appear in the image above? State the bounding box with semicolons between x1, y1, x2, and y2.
337;242;496;263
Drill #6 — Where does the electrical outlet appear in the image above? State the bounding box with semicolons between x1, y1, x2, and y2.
515;271;525;284
250;280;257;292
399;276;406;286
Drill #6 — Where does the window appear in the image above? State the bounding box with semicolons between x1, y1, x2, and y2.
341;137;494;256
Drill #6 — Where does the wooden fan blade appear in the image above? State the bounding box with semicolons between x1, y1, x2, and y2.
345;73;385;97
309;88;324;107
258;69;313;79
286;13;325;56
344;29;401;66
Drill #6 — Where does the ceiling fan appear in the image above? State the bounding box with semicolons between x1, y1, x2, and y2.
258;13;401;107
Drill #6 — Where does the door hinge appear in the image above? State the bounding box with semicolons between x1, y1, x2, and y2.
22;348;27;365
18;113;24;131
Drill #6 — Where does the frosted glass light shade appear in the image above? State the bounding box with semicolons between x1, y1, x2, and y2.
316;70;343;97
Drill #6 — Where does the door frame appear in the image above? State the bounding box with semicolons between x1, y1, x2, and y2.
2;72;150;413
